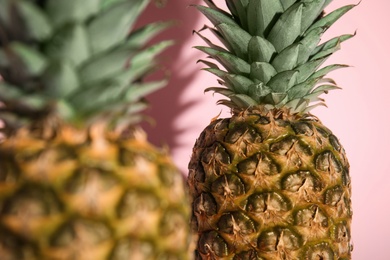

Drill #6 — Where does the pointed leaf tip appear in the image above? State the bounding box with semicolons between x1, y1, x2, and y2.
268;2;303;52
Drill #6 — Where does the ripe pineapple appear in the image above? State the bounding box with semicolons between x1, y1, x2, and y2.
188;0;355;259
0;0;192;259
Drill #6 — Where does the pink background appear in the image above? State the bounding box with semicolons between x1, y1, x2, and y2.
140;0;390;259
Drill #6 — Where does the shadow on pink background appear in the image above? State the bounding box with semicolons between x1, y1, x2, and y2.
140;0;390;259
138;0;204;160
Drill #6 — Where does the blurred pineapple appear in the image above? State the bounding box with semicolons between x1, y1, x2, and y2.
0;0;192;259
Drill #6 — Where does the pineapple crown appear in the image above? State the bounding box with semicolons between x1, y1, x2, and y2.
195;0;356;114
0;0;172;132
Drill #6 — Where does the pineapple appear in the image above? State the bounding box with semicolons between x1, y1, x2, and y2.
188;0;355;259
0;0;192;259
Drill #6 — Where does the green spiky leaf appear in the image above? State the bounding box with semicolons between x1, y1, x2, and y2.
9;42;47;76
44;24;90;66
250;62;277;83
203;68;229;80
45;0;100;27
0;82;25;101
203;0;231;17
248;36;276;63
87;0;148;54
205;87;235;98
195;46;250;75
267;3;303;52
285;97;309;113
267;70;298;92
311;84;341;94
79;48;133;85
230;94;258;107
306;4;355;35
206;26;234;52
194;0;355;112
194;30;227;53
226;0;249;29
0;82;47;110
264;92;288;106
17;0;52;40
312;33;355;58
195;5;237;27
303;102;327;113
80;40;172;86
323;0;334;8
280;0;296;11
125;80;168;103
0;0;173;129
100;0;130;9
42;61;79;98
287;78;319;99
272;43;300;72
217;23;251;60
309;64;349;80
126;22;174;48
198;60;220;69
224;74;254;94
247;0;283;37
300;0;326;33
295;57;327;83
311;42;341;60
297;27;325;65
248;82;272;101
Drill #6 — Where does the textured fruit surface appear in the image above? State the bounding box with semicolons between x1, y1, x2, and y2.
0;127;192;260
188;108;352;259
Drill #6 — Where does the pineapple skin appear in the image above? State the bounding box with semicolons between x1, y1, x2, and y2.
188;108;352;259
0;125;193;260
